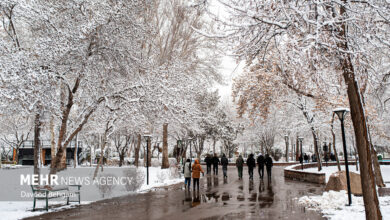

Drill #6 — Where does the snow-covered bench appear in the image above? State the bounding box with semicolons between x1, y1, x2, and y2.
30;184;81;211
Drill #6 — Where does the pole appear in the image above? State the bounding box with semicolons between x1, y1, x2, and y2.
300;139;303;170
340;118;352;205
146;137;149;185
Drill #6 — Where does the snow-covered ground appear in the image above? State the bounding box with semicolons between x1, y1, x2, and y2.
297;165;390;220
299;190;390;220
0;166;183;220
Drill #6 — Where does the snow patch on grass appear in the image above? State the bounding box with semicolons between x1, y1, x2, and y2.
298;190;390;220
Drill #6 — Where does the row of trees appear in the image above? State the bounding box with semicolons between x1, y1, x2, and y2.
0;0;239;177
198;1;390;219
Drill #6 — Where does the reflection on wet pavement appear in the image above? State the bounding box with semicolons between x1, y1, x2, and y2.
25;167;325;220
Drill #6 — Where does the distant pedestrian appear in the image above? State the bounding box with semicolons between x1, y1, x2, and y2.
205;154;212;174
299;154;303;164
212;154;220;175
257;153;265;179
221;154;229;178
312;154;317;162
183;159;191;190
304;153;309;163
236;155;244;180
192;159;204;191
247;154;256;180
330;153;336;161
265;154;273;179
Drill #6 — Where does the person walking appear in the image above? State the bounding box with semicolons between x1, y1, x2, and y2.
247;154;256;180
192;159;204;191
299;154;303;164
212;154;220;175
257;153;265;179
221;154;229;178
205;154;212;174
265;154;273;180
304;153;309;163
183;158;191;190
236;155;244;180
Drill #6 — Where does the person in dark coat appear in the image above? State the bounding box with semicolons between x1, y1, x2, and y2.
265;154;273;179
304;153;309;163
247;154;256;180
212;154;220;175
221;154;229;178
299;154;303;164
205;154;212;174
257;154;265;179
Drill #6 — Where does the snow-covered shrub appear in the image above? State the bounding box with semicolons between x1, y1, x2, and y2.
96;173;117;198
123;168;145;192
169;166;180;179
169;158;177;167
151;158;161;167
156;171;167;183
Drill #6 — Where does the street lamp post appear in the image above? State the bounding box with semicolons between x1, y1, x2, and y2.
298;137;304;170
284;135;289;162
143;134;152;185
334;108;352;205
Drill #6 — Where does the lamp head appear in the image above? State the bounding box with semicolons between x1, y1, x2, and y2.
333;108;350;121
298;137;304;142
143;133;152;140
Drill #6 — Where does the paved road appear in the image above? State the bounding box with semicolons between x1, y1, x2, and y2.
25;167;325;220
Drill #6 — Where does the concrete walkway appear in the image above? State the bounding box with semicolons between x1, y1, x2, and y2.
25;167;325;220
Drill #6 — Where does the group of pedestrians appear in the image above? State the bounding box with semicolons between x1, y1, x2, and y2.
183;159;204;191
236;153;273;180
204;153;229;178
183;153;274;191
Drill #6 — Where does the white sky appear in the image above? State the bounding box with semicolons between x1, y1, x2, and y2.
215;56;244;103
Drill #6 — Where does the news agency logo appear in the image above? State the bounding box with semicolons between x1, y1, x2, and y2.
20;174;59;185
20;174;133;186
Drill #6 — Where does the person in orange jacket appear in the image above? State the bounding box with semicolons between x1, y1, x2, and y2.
192;159;204;191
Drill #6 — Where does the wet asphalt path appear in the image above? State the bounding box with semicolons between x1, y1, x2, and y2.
25;167;325;220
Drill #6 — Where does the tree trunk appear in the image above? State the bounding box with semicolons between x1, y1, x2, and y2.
213;138;216;154
312;130;322;171
50;116;56;165
93;126;110;179
332;141;341;171
33;113;41;184
331;118;341;171
90;145;92;167
135;134;141;167
336;2;382;218
343;68;382;219
370;143;385;187
147;137;151;167
73;134;78;168
119;154;124;167
285;137;289;162
162;123;169;169
295;136;299;161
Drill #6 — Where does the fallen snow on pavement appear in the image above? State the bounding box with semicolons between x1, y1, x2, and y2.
298;190;390;220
